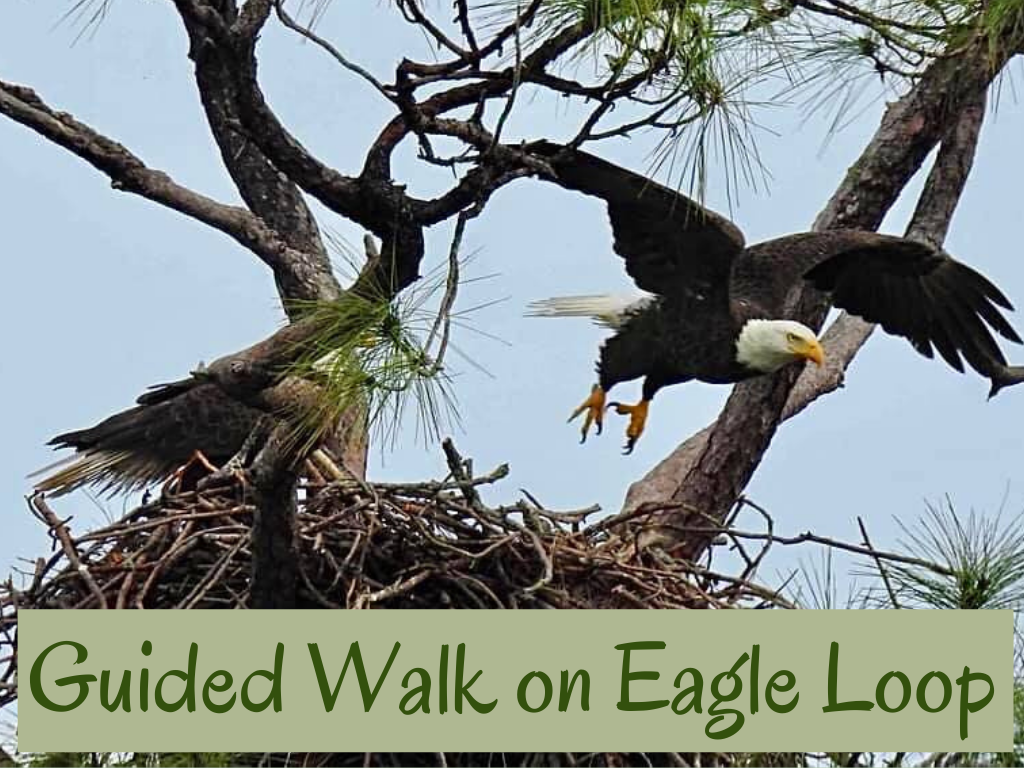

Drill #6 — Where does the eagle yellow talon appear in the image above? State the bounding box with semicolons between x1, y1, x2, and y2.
568;384;606;442
608;399;650;455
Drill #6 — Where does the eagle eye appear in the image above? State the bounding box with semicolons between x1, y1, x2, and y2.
786;332;799;343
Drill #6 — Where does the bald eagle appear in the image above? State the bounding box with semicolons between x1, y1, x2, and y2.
525;141;1024;453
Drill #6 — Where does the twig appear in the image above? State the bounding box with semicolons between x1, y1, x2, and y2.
673;523;954;576
441;438;483;509
421;211;468;376
857;516;902;609
274;0;397;104
488;0;524;151
356;569;433;608
28;493;107;609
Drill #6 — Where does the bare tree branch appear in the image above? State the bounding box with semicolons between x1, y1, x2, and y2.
273;0;396;103
173;0;431;300
233;0;272;40
174;0;342;305
0;79;330;300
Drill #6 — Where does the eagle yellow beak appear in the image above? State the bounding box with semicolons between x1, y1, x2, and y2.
796;338;825;367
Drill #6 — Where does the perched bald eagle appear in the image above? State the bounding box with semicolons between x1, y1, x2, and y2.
525;141;1024;453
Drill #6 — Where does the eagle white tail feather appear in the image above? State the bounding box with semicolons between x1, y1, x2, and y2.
525;293;653;329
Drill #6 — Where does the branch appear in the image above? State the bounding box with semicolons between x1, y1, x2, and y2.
624;35;1012;556
173;1;428;299
393;0;544;80
364;19;591;182
395;0;470;59
649;516;954;576
28;493;107;609
174;1;341;305
0;79;328;298
232;0;272;40
858;516;903;607
273;0;396;104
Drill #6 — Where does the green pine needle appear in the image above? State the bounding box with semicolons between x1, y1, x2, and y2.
279;265;468;458
882;496;1024;610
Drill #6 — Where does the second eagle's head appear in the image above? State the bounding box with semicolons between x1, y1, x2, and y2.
735;319;825;373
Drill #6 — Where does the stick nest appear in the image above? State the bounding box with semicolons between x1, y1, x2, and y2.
1;443;791;768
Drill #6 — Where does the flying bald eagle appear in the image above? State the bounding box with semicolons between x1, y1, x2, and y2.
525;141;1024;453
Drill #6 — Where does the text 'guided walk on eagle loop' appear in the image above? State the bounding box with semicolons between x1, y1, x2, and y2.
18;609;1012;752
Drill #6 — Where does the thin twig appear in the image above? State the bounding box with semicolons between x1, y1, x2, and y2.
274;0;397;104
28;493;107;609
858;516;902;609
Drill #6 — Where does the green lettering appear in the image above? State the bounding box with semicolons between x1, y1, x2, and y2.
671;668;703;715
749;644;760;715
615;641;668;712
706;651;748;740
202;671;236;714
558;670;590;712
876;671;911;713
241;642;284;713
766;670;798;714
957;666;994;740
517;672;552;713
917;671;952;713
400;668;431;714
100;670;131;713
440;644;448;714
154;642;198;713
822;642;873;713
140;641;151;712
30;641;96;713
455;643;497;714
308;641;397;712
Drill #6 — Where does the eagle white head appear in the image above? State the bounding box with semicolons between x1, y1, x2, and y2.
735;319;825;373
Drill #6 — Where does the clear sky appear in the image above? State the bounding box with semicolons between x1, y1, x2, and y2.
2;1;1023;601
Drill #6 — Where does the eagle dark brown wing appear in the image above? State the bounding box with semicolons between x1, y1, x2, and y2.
527;141;746;304
32;379;264;497
734;230;1024;389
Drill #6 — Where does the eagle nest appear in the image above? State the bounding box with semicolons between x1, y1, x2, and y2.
0;441;795;768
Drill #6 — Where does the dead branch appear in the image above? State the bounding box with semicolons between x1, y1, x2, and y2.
0;79;331;303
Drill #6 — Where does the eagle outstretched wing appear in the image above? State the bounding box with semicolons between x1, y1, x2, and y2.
527;141;746;304
734;230;1022;383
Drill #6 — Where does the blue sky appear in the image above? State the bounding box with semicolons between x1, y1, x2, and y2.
2;0;1023;601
